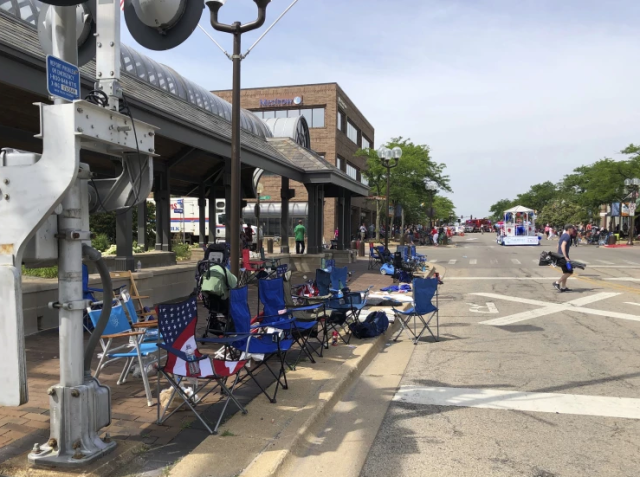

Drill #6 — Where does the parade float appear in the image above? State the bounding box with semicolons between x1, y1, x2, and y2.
497;205;540;246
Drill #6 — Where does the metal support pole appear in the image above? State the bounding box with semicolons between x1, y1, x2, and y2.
115;208;134;271
137;201;147;251
229;27;242;276
208;185;216;244
385;165;390;251
52;4;81;388
198;183;206;248
281;177;290;253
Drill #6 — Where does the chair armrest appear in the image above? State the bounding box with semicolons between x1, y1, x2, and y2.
132;321;158;329
102;330;146;340
86;287;103;293
288;303;323;312
157;342;209;361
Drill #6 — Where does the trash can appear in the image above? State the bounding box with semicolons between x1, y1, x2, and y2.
358;240;365;257
608;234;616;245
350;240;357;250
267;238;274;253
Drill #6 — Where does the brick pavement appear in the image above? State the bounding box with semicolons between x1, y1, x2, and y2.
0;258;391;466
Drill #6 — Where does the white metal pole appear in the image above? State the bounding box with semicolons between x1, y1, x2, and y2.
52;5;82;388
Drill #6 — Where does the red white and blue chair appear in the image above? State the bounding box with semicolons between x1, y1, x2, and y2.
229;286;294;403
392;277;439;344
155;297;251;435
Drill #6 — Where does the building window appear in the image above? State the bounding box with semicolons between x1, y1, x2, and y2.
347;121;359;145
346;162;358;180
336;156;344;171
337;110;345;132
361;176;369;186
362;136;372;151
318;153;326;160
275;110;287;119
313;108;325;128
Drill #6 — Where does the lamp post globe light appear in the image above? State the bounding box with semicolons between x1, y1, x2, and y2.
424;180;438;232
624;178;640;245
377;146;402;251
206;0;271;276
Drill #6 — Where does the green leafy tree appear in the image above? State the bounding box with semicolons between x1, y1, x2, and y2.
489;199;515;222
89;201;156;251
357;137;452;237
537;199;589;229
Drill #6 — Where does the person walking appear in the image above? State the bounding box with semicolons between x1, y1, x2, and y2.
294;219;306;254
359;223;367;242
554;224;576;293
432;226;439;247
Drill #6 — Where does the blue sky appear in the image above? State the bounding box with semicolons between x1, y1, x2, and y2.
122;0;640;218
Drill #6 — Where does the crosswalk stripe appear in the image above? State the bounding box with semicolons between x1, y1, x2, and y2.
448;259;457;265
470;259;477;265
596;260;614;265
393;386;640;420
624;260;640;265
431;259;437;263
511;259;521;265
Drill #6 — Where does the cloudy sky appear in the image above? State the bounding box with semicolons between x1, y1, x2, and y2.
122;0;640;218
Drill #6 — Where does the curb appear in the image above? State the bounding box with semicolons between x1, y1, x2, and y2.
239;321;399;477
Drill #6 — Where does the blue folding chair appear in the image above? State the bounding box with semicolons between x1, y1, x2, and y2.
82;264;104;332
88;305;158;406
330;266;349;293
392;277;439;344
410;245;426;263
325;285;373;344
229;286;294;403
258;276;326;367
120;289;162;344
315;268;332;296
275;263;288;278
323;259;336;270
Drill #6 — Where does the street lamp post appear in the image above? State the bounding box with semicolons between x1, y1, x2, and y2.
376;146;403;251
624;178;640;245
424;180;438;232
206;0;271;276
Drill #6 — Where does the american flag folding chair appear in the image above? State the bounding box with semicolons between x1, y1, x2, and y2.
393;277;439;344
155;297;251;435
229;286;294;403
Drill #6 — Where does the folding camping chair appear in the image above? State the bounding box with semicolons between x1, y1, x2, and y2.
240;248;268;285
258;276;325;368
330;266;350;293
229;286;294;403
259;248;282;270
393;277;439;344
315;268;332;297
155;296;250;435
368;243;384;270
87;305;157;406
324;286;373;344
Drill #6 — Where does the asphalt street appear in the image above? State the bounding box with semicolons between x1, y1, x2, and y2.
360;234;640;477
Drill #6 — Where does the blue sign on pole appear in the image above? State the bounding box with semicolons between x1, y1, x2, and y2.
46;55;80;102
174;209;184;214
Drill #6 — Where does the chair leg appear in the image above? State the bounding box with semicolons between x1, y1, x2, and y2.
159;372;216;434
133;342;154;406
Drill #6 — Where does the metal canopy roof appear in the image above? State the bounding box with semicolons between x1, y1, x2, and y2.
0;3;368;198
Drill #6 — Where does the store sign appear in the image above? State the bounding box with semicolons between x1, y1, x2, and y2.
259;96;303;108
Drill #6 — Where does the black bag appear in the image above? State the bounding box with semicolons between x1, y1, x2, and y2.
349;311;390;339
538;251;553;266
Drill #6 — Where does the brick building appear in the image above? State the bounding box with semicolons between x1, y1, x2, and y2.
212;83;375;244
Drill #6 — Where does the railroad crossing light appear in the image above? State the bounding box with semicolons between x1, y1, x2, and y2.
37;1;97;66
124;0;205;51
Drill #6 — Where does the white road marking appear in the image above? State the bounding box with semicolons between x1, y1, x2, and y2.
467;302;499;314
473;292;640;326
511;259;521;265
431;259;438;263
607;278;640;282
589;266;640;269
466;238;478;241
625;302;640;307
393;386;640;420
624;260;640;265
596;260;615;265
448;277;562;280
448;259;457;264
469;259;477;265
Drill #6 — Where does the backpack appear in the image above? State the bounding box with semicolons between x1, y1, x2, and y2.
349;311;389;339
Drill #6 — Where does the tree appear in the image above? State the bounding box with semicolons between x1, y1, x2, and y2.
537;199;588;230
89;201;156;250
489;199;515;222
357;137;453;237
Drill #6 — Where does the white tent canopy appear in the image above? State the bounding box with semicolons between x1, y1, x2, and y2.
504;205;534;213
